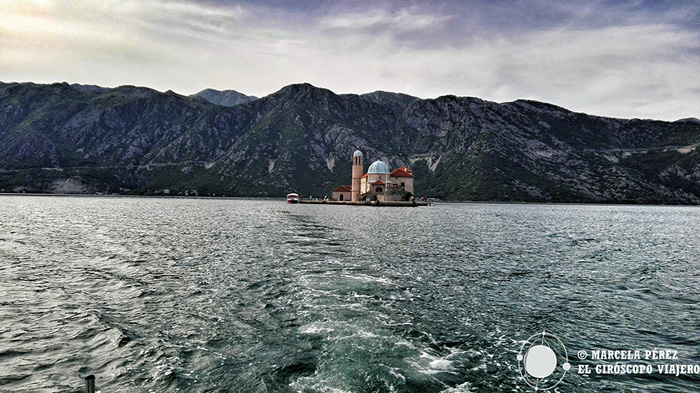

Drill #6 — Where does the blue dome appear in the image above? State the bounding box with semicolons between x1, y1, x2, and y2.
353;150;363;157
367;160;390;174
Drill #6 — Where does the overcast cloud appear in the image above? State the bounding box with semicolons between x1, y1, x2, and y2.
0;0;698;120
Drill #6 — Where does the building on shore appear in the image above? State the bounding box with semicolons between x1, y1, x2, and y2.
331;150;414;202
331;185;352;201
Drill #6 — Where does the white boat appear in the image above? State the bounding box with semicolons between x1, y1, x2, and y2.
286;193;301;204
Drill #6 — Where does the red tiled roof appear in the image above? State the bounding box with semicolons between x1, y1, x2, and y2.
361;173;368;178
390;167;414;177
372;180;386;185
332;185;352;192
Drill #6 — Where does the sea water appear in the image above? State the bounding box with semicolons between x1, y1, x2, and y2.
0;196;699;392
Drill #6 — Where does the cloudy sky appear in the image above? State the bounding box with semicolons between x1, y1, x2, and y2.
1;0;699;120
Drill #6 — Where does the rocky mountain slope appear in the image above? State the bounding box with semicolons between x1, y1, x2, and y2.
190;88;258;107
1;81;699;203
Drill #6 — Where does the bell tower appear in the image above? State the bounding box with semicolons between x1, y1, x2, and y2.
351;150;363;202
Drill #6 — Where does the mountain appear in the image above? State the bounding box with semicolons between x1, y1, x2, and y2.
190;88;257;107
0;81;699;203
358;91;420;112
675;117;700;124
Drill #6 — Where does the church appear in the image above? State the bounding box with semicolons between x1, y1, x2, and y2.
331;150;414;202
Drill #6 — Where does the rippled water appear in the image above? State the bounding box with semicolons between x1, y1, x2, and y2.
1;196;699;393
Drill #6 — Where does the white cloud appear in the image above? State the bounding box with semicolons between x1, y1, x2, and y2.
0;0;698;120
321;6;454;33
478;24;700;119
300;20;700;120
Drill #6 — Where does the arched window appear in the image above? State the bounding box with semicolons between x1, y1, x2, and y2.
376;187;383;193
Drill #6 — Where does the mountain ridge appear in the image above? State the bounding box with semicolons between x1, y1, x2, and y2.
190;88;258;107
0;81;698;203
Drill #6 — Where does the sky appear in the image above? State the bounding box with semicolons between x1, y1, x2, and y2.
1;0;699;121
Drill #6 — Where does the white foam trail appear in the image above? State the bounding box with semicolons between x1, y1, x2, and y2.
439;381;477;392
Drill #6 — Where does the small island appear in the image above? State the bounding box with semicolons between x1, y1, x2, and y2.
299;150;429;206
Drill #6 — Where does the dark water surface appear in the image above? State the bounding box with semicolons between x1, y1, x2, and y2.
1;196;699;392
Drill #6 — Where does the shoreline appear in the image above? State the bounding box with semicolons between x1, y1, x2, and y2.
298;199;430;207
1;192;699;207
